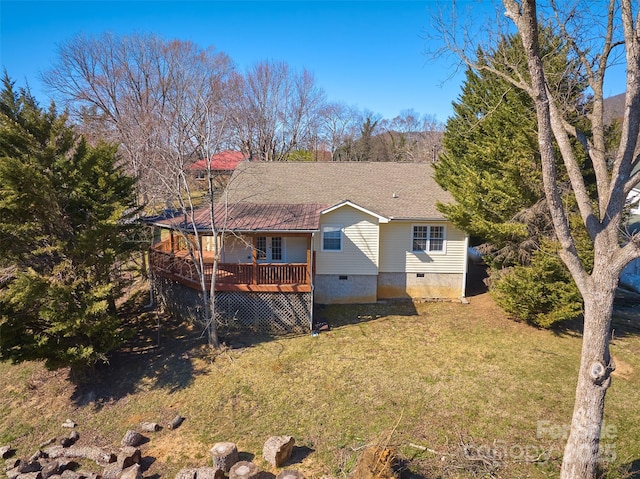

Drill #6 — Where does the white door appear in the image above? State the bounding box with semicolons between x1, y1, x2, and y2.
256;236;284;262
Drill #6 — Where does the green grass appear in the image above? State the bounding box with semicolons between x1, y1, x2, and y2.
1;294;639;478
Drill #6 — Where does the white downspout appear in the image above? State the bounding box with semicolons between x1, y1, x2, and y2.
461;234;469;300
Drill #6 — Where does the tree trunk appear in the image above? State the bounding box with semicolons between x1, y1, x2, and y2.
209;442;238;473
560;272;617;479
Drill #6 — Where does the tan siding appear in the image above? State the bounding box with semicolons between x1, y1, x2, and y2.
285;237;308;263
379;221;466;273
221;235;252;263
314;206;379;275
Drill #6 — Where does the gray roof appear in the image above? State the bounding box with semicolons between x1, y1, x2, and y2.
225;162;453;220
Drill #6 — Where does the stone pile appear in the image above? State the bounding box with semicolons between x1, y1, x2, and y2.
2;419;162;479
2;419;311;479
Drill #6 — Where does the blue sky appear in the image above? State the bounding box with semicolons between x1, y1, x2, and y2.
0;1;629;123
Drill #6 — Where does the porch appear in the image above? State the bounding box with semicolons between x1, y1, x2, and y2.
149;236;313;293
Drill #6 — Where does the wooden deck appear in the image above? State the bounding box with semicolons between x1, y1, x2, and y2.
149;246;312;293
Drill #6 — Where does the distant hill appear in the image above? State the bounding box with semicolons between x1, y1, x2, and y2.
603;92;626;124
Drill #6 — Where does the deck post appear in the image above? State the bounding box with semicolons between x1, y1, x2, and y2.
252;235;258;285
306;235;312;285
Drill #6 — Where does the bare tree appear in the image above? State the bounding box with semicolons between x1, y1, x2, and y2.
45;32;236;347
435;1;640;477
44;33;233;210
380;109;444;162
226;60;326;161
317;101;360;160
152;42;234;348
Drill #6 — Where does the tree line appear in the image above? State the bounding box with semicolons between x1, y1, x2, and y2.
43;32;443;211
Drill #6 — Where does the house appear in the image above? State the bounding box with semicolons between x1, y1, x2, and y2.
148;162;469;332
190;150;247;187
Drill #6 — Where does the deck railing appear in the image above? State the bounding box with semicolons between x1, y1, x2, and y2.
149;247;309;289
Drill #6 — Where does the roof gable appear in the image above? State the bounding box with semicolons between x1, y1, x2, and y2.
226;162;453;220
321;200;390;223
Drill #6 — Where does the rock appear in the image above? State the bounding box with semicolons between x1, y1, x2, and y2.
1;446;14;459
175;469;197;479
195;467;225;479
60;470;80;479
116;447;140;470
101;463;122;479
41;460;60;479
29;450;45;462
60;438;74;448
56;459;77;472
167;415;185;430
61;420;76;429
76;471;100;479
7;467;20;479
116;464;142;479
263;436;295;468
68;431;80;443
44;445;116;466
139;422;161;433
18;472;42;479
276;471;305;479
229;461;260;479
39;439;57;449
120;431;145;448
6;458;21;470
18;461;43;473
209;442;238;472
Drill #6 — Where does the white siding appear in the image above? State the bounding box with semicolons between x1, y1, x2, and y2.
314;206;379;275
379;221;466;273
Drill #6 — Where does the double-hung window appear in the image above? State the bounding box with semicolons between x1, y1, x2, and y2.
412;225;445;253
322;225;342;251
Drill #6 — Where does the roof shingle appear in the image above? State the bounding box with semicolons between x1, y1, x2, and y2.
226;162;452;220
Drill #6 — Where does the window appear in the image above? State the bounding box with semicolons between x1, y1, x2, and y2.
412;225;445;253
271;236;282;261
256;236;267;260
322;225;342;251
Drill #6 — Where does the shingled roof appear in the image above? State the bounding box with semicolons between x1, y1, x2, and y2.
226;162;453;220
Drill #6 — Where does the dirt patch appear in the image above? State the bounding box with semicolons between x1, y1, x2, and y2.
612;355;634;380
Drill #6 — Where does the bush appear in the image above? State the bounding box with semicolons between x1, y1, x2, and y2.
490;246;583;327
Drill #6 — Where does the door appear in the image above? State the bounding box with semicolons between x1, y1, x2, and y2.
256;236;284;262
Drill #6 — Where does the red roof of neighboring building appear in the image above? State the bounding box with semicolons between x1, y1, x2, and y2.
190;150;247;171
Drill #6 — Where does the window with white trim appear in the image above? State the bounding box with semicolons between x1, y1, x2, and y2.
256;236;267;260
271;236;282;261
412;225;445;253
322;225;342;251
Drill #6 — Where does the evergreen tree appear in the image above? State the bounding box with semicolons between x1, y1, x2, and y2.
0;74;140;376
434;31;589;326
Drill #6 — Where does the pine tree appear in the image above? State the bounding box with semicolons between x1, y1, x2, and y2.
0;74;140;376
434;31;590;326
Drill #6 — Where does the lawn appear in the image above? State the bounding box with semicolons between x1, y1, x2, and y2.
1;291;639;478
